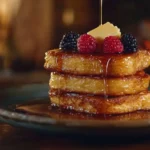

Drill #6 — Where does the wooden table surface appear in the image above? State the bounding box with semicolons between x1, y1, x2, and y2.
0;71;150;150
0;123;150;150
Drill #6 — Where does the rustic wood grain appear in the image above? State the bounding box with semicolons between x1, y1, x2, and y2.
0;123;150;150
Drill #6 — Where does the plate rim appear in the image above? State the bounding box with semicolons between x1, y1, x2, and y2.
1;108;150;128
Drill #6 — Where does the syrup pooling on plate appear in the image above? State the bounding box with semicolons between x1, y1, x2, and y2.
14;101;150;121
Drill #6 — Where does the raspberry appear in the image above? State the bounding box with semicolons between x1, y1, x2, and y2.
59;31;80;51
77;34;97;53
121;34;137;53
103;36;124;54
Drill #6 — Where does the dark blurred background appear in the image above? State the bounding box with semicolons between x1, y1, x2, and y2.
0;0;150;78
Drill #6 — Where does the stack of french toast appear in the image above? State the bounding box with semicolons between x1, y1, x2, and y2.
44;22;150;114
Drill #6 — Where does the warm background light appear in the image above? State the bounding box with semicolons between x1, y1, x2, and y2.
62;9;75;26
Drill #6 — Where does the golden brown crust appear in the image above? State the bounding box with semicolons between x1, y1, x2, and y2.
50;90;150;114
44;49;150;76
50;72;150;96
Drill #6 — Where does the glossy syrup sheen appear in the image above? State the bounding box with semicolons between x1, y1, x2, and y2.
49;50;114;99
15;100;150;121
46;49;146;77
49;50;118;96
46;49;150;114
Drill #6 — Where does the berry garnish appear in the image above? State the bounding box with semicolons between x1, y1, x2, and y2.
77;34;97;53
121;34;137;53
59;31;80;51
103;36;124;54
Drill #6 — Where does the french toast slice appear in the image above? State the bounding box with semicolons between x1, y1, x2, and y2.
50;90;150;114
50;72;150;96
44;49;150;76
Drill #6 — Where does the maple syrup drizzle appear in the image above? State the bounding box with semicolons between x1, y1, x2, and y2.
56;51;63;72
54;51;64;118
100;0;103;25
103;57;112;99
102;57;111;119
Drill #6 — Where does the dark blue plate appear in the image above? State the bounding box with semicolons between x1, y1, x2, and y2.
0;84;150;136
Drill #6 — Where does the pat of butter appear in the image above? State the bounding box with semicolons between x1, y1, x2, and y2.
87;22;121;40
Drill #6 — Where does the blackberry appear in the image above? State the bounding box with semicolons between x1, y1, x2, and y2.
121;34;138;53
59;31;80;51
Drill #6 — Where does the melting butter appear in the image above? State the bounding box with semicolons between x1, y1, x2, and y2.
87;22;121;40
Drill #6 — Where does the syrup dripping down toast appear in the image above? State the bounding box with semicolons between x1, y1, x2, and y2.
44;49;150;77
